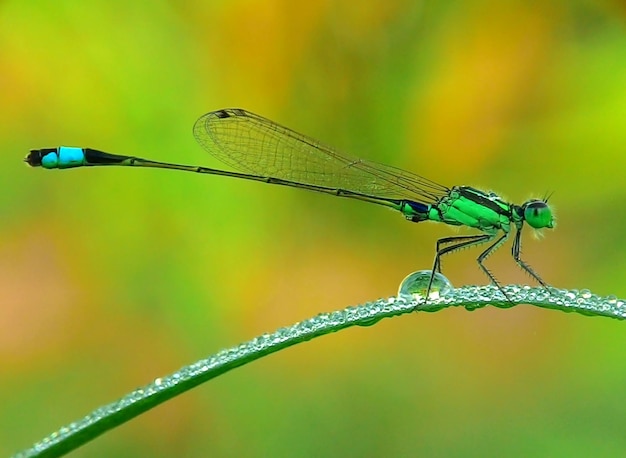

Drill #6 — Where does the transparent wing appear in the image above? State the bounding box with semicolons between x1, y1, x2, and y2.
193;108;449;202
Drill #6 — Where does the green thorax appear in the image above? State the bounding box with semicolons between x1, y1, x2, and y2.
427;186;519;234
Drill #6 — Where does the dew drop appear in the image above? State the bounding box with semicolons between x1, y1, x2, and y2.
397;270;453;301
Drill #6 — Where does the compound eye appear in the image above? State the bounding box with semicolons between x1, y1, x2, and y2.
524;201;554;229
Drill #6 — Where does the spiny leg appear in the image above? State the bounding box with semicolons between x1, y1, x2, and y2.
424;234;493;301
512;227;548;287
434;234;491;273
476;232;510;300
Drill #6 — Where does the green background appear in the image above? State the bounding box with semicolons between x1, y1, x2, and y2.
3;1;626;456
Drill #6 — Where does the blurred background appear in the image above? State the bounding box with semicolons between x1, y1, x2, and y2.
2;0;626;456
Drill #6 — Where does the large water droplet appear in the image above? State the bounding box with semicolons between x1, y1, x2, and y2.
397;270;453;301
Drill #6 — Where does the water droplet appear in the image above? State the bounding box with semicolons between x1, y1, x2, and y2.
357;315;384;327
397;270;453;301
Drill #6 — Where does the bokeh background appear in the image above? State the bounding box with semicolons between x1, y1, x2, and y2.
3;1;626;456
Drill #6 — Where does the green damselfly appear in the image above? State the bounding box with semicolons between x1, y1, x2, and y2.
25;108;555;299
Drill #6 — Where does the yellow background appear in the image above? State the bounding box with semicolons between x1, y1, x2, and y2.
2;1;626;456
